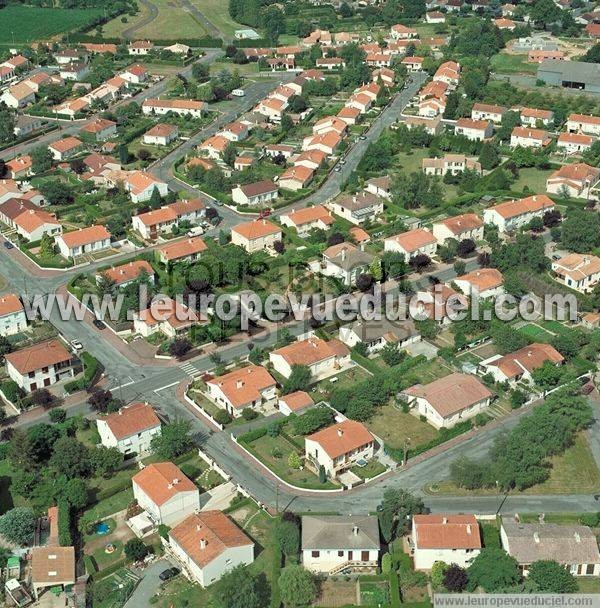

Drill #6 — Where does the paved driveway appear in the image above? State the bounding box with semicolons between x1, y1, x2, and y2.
124;558;173;608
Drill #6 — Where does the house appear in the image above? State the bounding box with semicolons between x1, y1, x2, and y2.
157;237;207;265
546;163;600;199
264;144;295;159
5;339;76;392
422;154;481;177
280;205;334;237
0;82;35;108
231;219;282;253
133;297;202;338
413;283;468;328
412;514;482;571
143;123;179;146
129;40;154;55
55;225;111;259
418;80;448;102
53;97;89;119
494;17;516;29
400;373;492;429
426;10;446;22
0;180;21;205
30;546;75;600
0;65;15;84
120;64;148;84
217;121;250;142
345;92;372;114
97;260;155;289
454;118;493;141
365;176;392;200
405;116;443;135
528;49;565;63
520;107;553;126
132;462;200;525
269;336;349;379
339;318;420;354
279;165;314;191
366;53;391;68
233;156;253;172
552;253;600;293
121;171;169;204
142;98;205;118
313;116;347;137
582;311;600;330
432;213;484;244
478;342;564;385
454;268;504;298
302;515;380;574
316;57;345;70
372;67;395;86
168;511;254;586
510;126;551;148
255;97;286;122
206;365;277;417
320;242;374;286
566;113;600;136
48;137;84;161
305;420;375;479
483;194;555;232
326;191;384;225
471;103;507;123
557;132;594;154
278;391;314;416
232;180;278;206
302;131;342;155
294;150;327;171
97;402;161;455
402;56;424;72
59;62;90;81
81;118;117;142
500;519;600;577
418;96;446;117
0;294;27;337
13;208;62;242
384;229;437;263
198;135;229;159
13;115;44;138
390;24;418;39
5;155;33;179
133;199;205;240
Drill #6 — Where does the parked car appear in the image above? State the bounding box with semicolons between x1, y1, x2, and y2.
3;241;13;249
159;567;180;581
258;209;272;218
70;339;83;351
93;319;106;330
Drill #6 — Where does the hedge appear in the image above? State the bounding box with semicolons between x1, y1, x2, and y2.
350;350;382;375
0;380;21;404
90;557;127;581
65;351;102;393
389;568;402;608
68;33;223;47
58;500;73;547
238;426;267;444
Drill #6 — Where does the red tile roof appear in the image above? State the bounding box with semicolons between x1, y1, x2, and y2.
306;420;374;459
5;339;71;374
99;402;161;439
413;514;482;549
206;365;276;409
59;225;110;248
133;462;197;505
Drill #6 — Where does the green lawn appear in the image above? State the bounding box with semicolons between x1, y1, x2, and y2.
92;539;124;570
84;488;134;522
191;0;248;38
517;322;554;343
367;404;438;450
490;52;537;75
577;578;600;593
0;5;103;44
350;459;387;479
511;167;554;194
307;365;373;402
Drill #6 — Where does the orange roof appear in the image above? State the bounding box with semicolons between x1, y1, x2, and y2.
232;219;281;240
6;155;32;173
135;206;177;227
306;131;342;150
456;268;504;292
512;126;550;143
413;514;482;549
200;135;229;152
260;97;286;111
187;157;215;171
7;81;35;101
306;419;374;459
0;293;23;317
437;213;483;235
456;118;490;131
294;150;327;166
124;171;164;195
14;208;60;233
137;297;202;329
386;228;436;252
404;373;492;418
133;462;197;506
49;136;82;153
99;402;160;439
272;336;348;367
487;343;564;379
169;511;253;568
280;165;314;185
549;162;600;183
553;252;600;281
284;205;333;227
472;102;507;114
31;546;75;585
5;339;71;374
143;98;204;110
145;123;178;137
207;365;276;409
568;113;600;125
494;17;515;27
349;226;370;243
59;225;110;248
279;390;314;412
488;194;554;219
521;107;553;120
158;236;207;261
101;260;155;285
558;132;594;146
82;118;115;134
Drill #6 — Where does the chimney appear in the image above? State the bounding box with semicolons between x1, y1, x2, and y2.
236;380;244;389
337;428;344;437
353;525;359;536
574;532;581;543
442;517;448;524
466;524;472;534
172;478;179;485
200;539;207;549
341;247;347;262
533;532;540;543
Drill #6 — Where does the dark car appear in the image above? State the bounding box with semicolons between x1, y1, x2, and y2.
93;319;106;330
159;567;180;581
3;241;13;249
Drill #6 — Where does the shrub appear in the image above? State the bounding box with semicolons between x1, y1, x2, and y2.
0;380;21;404
213;410;231;426
242;408;258;421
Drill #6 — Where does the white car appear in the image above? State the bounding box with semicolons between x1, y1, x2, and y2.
70;339;83;351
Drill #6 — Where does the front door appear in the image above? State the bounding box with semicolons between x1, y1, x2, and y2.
361;551;369;562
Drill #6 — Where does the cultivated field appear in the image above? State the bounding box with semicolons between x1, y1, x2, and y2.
0;5;103;44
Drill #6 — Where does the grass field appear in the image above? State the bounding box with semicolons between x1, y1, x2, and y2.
0;5;103;44
511;167;554;194
517;322;554;342
191;0;245;38
367;404;438;450
490;52;537;75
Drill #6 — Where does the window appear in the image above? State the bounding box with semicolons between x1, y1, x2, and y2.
338;551;344;557
586;564;594;575
311;551;320;558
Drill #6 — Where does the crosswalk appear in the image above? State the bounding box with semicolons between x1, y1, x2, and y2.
180;361;203;378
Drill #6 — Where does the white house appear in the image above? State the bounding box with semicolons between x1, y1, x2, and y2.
557;132;594;154
520;107;553;127
0;294;27;337
302;515;380;575
412;514;482;571
55;225;111;259
157;237;207;265
432;213;484;244
5;339;76;393
471;103;507;123
320;242;374;286
132;462;200;526
278;391;314;416
566;113;600;136
143;123;179;146
97;402;161;455
120;171;169;204
546;163;600;199
326;192;384;225
304;419;375;479
422;155;481;177
97;260;155;289
384;229;437;263
231;219;282;254
510;127;551;148
142;98;205;118
483;194;555;232
400;372;492;429
0;82;36;108
231;180;278;206
338;319;420;354
168;511;254;586
552;253;600;293
501;519;600;577
269;336;349;379
133;297;202;339
280;205;334;237
120;64;147;84
13;208;62;242
132;198;205;239
454;268;504;299
454;118;493;141
48;137;84;161
205;365;277;417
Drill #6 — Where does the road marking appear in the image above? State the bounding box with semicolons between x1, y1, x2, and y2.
154;381;180;393
113;379;135;390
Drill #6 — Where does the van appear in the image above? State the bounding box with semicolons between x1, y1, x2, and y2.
187;225;204;237
232;89;245;97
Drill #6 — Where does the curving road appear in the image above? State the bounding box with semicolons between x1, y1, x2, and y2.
121;0;160;40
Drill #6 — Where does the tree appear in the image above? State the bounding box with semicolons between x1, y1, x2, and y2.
288;95;307;113
467;548;520;591
457;238;475;257
543;209;561;228
292;408;334;435
148;186;163;209
31;145;53;174
444;564;469;592
223;142;237;167
392;172;443;209
169;338;192;358
410;254;431;271
381;343;404;366
479;143;499;170
528;216;544;232
529;560;577;593
30;388;55;408
48;408;67;423
278;565;317;608
88;389;119;414
531;360;563;392
0;507;36;545
355;273;374;292
39;180;73;205
124;538;149;562
561;209;600;253
280;113;293;133
90;446;124;477
282;364;311;395
151;420;194;459
50;436;91;477
0;105;15;144
431;561;448;589
378;488;425;542
210;564;268;608
274;517;300;557
530;0;562;27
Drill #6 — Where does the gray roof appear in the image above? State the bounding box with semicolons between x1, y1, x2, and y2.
502;519;600;565
335;191;381;211
323;242;374;271
538;59;600;86
302;515;380;551
347;318;418;343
